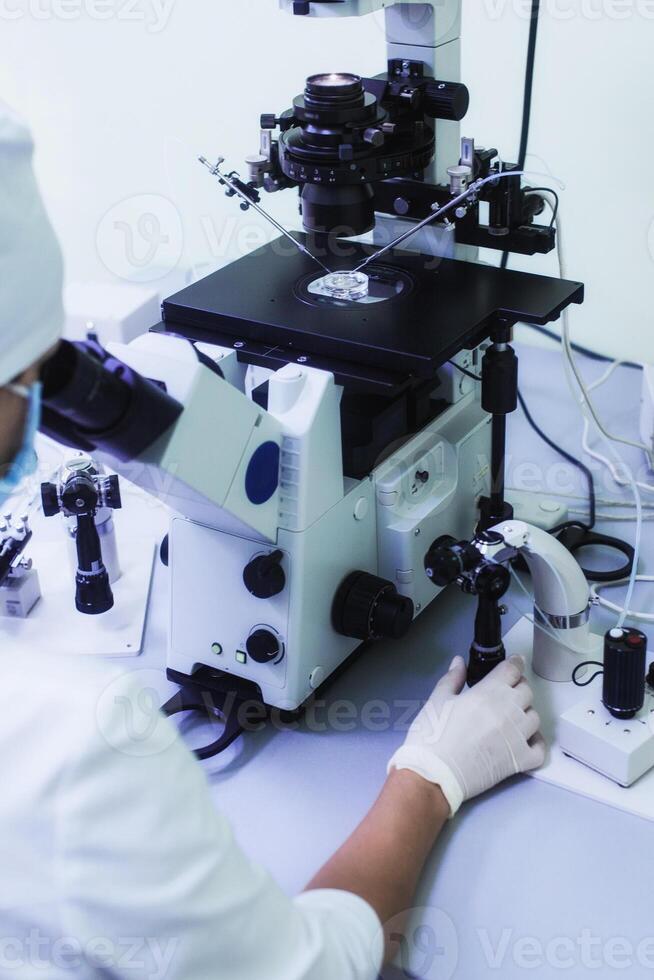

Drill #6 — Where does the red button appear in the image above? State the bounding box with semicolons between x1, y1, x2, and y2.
627;633;644;647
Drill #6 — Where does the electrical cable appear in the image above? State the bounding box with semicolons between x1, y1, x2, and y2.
517;387;596;530
556;214;643;627
580;360;654;493
524;324;642;369
591;577;654;624
508;565;594;656
524;186;559;227
572;661;604;687
501;0;541;270
448;361;481;382
451;356;598;530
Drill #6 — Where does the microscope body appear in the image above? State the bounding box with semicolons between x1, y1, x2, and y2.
106;332;490;711
39;1;581;732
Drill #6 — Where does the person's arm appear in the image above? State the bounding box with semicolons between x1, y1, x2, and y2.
56;654;543;980
306;654;546;964
306;769;449;958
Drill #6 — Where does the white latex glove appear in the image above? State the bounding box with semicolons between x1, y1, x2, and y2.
388;655;546;816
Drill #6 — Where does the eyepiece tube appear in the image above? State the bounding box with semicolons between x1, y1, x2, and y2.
40;340;184;462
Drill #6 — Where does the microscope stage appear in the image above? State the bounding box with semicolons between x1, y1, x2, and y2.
162;237;584;385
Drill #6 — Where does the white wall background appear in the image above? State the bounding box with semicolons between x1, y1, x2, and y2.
1;0;652;360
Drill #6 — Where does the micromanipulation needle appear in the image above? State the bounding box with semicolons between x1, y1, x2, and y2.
199;156;332;275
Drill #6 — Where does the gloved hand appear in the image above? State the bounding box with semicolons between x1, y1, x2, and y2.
388;655;546;816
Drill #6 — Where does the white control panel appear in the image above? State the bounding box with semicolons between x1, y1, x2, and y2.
169;519;290;690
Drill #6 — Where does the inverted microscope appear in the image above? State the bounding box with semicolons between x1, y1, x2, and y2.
38;0;600;759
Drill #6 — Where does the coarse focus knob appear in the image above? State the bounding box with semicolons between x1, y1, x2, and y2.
332;571;414;641
243;550;286;599
423;80;470;122
246;629;282;664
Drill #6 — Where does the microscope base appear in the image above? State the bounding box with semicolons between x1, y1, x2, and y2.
0;537;155;658
504;616;654;822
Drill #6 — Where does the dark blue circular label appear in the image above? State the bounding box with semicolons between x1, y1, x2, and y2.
245;441;281;505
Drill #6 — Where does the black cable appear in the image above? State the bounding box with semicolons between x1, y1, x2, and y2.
572;661;604;687
450;360;597;527
523;324;642;369
501;0;541;270
517;388;596;530
448;360;481;382
525;186;559;227
452;361;636;583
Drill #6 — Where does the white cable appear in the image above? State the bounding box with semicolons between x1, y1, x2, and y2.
509;566;591;656
556;213;642;628
505;487;654;511
582;420;654;495
591;577;654;624
580;358;654;492
569;509;654;523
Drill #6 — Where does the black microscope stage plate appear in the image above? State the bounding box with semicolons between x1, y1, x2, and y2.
162;237;584;381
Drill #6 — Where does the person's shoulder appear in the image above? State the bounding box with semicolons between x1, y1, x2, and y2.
0;651;136;752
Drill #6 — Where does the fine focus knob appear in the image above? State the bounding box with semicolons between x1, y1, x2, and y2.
243;550;286;599
246;628;282;664
423;80;470;122
332;571;414;641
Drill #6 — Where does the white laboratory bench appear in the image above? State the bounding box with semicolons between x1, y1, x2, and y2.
18;345;654;979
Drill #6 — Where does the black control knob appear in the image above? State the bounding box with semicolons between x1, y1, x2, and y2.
423;80;470;122
243;550;286;599
602;628;647;720
40;482;60;518
332;571;414;642
246;628;282;664
103;474;122;510
425;535;482;589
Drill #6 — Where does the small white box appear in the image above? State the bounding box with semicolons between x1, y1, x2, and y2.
64;282;161;346
0;567;41;619
559;693;654;787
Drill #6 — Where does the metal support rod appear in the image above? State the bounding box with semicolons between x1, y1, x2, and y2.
490;414;507;517
479;325;518;530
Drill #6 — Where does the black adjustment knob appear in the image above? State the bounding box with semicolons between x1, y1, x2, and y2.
102;474;122;510
648;662;654;690
243;550;286;599
41;482;60;518
246;628;282;664
602;627;647;720
423;80;470;122
332;571;414;641
425;535;482;589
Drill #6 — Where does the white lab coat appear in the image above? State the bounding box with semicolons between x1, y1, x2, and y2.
0;103;382;978
0;651;383;978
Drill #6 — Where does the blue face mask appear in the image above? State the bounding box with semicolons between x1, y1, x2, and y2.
0;381;42;508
